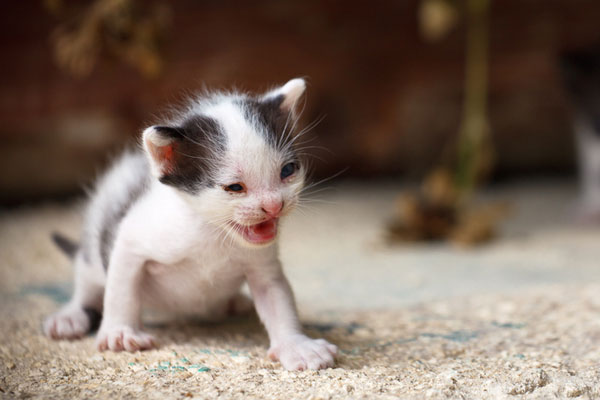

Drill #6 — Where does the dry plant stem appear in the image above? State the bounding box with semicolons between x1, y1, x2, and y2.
51;0;167;78
455;0;492;202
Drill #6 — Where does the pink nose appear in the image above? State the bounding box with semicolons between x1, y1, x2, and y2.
261;200;284;217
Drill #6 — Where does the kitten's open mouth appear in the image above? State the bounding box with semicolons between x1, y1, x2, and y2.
233;218;279;245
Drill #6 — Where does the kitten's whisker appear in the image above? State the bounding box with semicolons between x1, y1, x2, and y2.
285;114;325;149
295;152;327;164
300;167;348;196
278;104;296;151
293;203;324;218
298;196;338;205
278;97;308;151
300;185;338;197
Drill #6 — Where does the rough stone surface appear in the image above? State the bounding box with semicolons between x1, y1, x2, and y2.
1;181;599;399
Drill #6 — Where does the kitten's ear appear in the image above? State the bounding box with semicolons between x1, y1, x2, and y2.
142;125;185;178
263;78;306;114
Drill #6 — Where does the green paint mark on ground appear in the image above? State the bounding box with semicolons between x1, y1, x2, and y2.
180;357;190;364
339;347;361;355
19;284;71;304
492;321;525;329
128;362;136;366
187;364;210;372
421;330;478;343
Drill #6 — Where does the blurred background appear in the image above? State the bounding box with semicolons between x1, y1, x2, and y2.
3;3;600;395
1;0;599;207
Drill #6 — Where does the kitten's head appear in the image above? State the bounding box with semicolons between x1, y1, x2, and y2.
142;78;308;247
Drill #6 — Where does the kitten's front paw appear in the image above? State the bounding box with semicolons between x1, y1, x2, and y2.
44;306;90;340
268;335;337;370
96;325;156;352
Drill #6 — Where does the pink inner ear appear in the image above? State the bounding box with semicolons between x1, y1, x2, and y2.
150;142;176;174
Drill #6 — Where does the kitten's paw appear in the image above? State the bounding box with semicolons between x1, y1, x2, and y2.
96;325;156;352
268;335;337;370
44;306;90;340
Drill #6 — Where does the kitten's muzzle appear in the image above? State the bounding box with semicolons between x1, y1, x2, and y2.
230;218;279;245
261;200;284;218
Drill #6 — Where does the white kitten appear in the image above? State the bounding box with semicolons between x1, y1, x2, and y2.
44;78;337;371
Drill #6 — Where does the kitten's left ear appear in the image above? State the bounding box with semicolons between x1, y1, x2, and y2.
142;125;185;179
263;78;306;114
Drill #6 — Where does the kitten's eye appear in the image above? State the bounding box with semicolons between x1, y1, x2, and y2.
224;183;246;193
280;162;297;180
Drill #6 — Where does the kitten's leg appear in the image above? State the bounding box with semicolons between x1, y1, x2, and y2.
44;254;104;340
245;261;337;371
96;241;156;352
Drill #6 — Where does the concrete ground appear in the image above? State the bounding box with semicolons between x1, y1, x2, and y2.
282;179;600;311
1;179;599;399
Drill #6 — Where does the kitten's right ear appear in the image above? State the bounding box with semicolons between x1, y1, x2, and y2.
263;78;306;116
142;126;185;178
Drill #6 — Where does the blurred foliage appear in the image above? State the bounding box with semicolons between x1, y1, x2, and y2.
419;0;493;198
387;169;510;247
389;0;500;247
454;0;494;199
419;0;460;42
44;0;171;78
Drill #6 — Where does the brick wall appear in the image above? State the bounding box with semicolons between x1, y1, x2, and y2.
1;1;599;203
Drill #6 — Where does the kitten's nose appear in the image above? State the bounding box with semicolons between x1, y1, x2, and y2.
261;200;284;218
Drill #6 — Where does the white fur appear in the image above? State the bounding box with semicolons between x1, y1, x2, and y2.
264;78;306;113
44;78;337;370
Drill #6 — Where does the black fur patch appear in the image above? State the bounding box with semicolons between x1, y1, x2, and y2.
156;116;224;192
242;95;298;150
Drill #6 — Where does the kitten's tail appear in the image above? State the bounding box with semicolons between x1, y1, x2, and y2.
51;232;79;259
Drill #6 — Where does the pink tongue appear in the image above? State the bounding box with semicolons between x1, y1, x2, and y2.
246;219;278;243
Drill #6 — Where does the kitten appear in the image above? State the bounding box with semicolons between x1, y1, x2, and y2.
561;46;600;222
44;78;337;371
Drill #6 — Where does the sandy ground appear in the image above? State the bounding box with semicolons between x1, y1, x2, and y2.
1;180;599;399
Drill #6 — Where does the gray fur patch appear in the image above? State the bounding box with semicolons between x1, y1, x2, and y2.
99;172;150;270
241;96;298;151
51;232;78;259
156;116;224;192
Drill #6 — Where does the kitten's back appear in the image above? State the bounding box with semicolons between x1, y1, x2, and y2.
81;150;151;269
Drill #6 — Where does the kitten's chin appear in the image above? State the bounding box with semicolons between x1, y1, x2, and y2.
230;218;279;247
